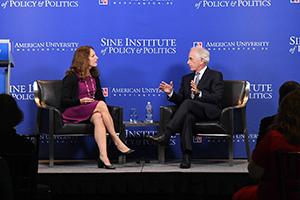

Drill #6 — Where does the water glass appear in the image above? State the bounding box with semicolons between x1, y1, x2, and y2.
129;108;138;123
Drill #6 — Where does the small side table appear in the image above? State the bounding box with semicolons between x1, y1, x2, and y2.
123;121;164;163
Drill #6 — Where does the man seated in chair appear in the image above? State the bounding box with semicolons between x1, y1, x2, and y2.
147;47;224;168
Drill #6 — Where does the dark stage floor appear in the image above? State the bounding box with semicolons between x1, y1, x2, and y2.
38;159;249;173
36;159;255;200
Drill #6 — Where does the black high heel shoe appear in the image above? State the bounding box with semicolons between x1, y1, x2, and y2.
97;158;115;169
121;149;135;155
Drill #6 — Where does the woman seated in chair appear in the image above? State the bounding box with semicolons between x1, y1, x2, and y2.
233;89;300;200
61;46;134;169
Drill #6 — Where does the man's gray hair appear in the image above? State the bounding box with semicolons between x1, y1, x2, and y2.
192;47;210;65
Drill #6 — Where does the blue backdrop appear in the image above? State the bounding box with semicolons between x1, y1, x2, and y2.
1;0;300;160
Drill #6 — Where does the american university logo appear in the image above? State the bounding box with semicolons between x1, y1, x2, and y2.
99;0;108;5
193;42;203;48
102;87;109;97
110;87;163;97
193;40;270;51
14;41;79;52
98;0;173;6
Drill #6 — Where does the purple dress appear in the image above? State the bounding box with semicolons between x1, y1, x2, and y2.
62;76;99;123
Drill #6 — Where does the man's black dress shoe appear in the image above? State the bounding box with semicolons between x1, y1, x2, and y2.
146;134;169;145
180;153;191;169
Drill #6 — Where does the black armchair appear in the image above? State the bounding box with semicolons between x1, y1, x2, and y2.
33;80;125;167
158;80;251;165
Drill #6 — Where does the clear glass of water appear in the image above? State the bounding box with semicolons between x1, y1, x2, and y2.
129;108;138;123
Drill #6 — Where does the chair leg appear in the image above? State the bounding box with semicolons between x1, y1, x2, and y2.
158;144;165;163
49;134;54;167
118;155;126;164
118;125;127;164
244;129;251;161
229;135;234;166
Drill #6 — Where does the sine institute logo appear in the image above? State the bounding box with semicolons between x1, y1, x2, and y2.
99;0;173;6
10;83;35;101
100;37;176;55
249;83;273;100
14;41;79;52
193;40;270;51
1;0;79;9
194;0;272;9
289;36;300;54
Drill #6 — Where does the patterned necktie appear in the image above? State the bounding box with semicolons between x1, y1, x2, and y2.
195;72;200;85
191;72;200;99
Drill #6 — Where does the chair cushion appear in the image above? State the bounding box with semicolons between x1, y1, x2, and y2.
194;121;227;134
56;123;94;135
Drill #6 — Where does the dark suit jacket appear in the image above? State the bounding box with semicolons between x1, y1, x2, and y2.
61;71;105;111
256;115;276;147
169;67;224;119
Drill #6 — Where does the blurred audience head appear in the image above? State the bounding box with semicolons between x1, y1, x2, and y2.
273;89;300;144
0;93;23;129
278;80;300;105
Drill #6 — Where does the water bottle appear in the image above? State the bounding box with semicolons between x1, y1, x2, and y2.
145;101;153;123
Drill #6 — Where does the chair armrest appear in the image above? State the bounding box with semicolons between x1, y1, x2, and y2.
37;106;63;134
159;105;177;135
220;104;247;134
108;105;124;134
